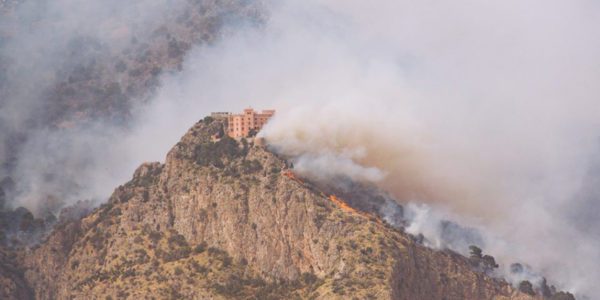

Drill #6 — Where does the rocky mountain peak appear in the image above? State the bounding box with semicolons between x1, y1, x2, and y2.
0;118;574;299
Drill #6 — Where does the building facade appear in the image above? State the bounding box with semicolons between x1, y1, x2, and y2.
227;108;275;139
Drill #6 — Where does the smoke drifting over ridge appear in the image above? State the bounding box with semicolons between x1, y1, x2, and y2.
125;1;600;296
0;0;263;214
2;0;600;297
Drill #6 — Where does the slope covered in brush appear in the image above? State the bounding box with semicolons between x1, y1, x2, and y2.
0;118;572;299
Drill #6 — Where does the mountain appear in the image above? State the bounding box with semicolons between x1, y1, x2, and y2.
0;118;574;299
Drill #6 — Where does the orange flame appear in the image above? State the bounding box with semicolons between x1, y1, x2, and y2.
329;195;358;214
283;170;381;223
283;170;304;184
329;195;383;224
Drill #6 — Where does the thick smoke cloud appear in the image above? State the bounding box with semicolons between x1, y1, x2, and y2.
126;0;600;296
0;0;262;214
0;0;188;213
3;0;600;297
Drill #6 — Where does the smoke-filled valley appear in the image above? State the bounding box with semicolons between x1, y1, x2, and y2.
1;0;600;299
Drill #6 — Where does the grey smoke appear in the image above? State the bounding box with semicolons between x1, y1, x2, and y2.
0;0;263;214
0;0;187;212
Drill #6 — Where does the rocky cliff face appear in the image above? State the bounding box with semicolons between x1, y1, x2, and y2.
0;118;571;300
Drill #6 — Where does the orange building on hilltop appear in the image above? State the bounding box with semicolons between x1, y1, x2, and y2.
227;108;275;139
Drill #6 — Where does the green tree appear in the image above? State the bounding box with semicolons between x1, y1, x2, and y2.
518;281;535;296
248;128;258;137
469;245;482;259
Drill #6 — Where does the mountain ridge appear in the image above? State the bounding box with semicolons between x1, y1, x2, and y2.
0;117;573;299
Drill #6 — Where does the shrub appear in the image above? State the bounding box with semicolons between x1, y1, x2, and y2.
217;125;225;138
361;247;374;256
203;116;214;124
240;159;262;174
90;230;104;250
213;275;244;297
223;166;240;178
174;267;184;276
300;272;318;285
468;245;498;272
142;190;150;202
110;206;124;217
208;247;227;256
168;234;188;248
194;241;208;254
518;280;535;296
207;247;232;268
469;245;482;259
332;282;345;295
482;255;499;268
313;214;326;229
160;246;191;262
198;209;208;221
540;278;553;297
194;136;242;168
117;291;129;299
348;240;358;250
190;260;208;274
121;269;136;279
241;138;249;155
71;260;80;270
222;255;232;268
168;286;184;299
148;231;162;243
248;129;258;137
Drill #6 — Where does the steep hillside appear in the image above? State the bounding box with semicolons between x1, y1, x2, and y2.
7;118;572;299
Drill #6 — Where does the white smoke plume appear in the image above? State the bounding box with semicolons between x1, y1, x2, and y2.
2;0;600;297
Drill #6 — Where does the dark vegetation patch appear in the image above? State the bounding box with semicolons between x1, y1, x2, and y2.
212;271;323;300
155;232;191;262
468;245;498;273
240;159;262;174
194;136;243;168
